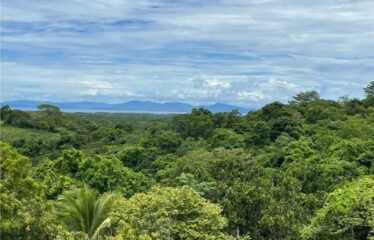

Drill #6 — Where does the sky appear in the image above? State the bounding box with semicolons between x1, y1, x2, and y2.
1;0;374;108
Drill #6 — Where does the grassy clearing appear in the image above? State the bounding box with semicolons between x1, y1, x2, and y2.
0;124;61;143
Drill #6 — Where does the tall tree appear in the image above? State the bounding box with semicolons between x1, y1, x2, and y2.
37;104;61;114
290;91;320;104
363;81;374;96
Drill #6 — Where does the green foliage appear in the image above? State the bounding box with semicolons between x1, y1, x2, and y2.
75;154;152;196
54;149;85;175
244;121;271;146
270;116;302;140
141;130;182;154
305;105;329;123
302;176;374;239
208;154;274;237
0;142;60;239
35;159;79;199
156;148;217;184
290;90;320;104
176;173;216;196
35;149;151;199
117;145;157;172
364;81;374;96
110;186;228;239
329;138;374;169
341;98;367;116
172;108;214;139
150;153;178;173
2;85;374;240
175;137;208;156
37;104;61;114
1;105;96;133
212;110;243;129
90;127;128;145
0;124;61;160
362;95;374;108
259;101;290;121
258;175;307;239
1;108;33;128
58;185;114;239
337;116;374;140
114;122;134;133
210;128;245;149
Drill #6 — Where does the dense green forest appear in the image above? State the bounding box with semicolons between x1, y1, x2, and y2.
1;82;374;239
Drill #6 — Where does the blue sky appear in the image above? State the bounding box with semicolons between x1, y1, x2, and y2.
1;0;374;108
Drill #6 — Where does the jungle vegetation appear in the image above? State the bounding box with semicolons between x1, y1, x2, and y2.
1;82;373;239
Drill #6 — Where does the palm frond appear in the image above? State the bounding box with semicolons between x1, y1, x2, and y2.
59;185;114;239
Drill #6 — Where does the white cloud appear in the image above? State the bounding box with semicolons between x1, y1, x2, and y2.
193;76;232;90
1;0;374;107
237;91;268;101
264;79;299;90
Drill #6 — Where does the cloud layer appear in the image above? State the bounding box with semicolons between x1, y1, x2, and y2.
2;0;374;107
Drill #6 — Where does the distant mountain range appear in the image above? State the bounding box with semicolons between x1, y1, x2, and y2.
1;100;252;114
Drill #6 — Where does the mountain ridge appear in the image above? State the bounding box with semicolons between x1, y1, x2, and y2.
1;100;252;114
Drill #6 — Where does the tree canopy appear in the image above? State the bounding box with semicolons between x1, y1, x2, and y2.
1;85;373;239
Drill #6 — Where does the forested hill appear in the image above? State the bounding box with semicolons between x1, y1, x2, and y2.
1;85;374;239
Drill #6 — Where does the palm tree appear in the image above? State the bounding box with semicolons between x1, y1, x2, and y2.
59;185;114;240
